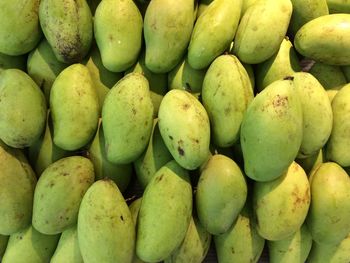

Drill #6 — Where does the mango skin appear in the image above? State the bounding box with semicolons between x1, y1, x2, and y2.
0;53;26;73
197;0;214;18
202;55;253;147
253;162;311;241
196;154;247;235
0;0;41;56
128;198;145;263
188;0;242;69
309;62;347;90
32;156;95;235
50;64;99;151
233;0;292;64
102;73;154;164
0;235;9;259
39;0;93;63
144;0;194;73
158;89;210;170
327;0;350;13
294;14;350;65
136;161;192;262
78;179;135;263
95;0;142;72
306;162;350;245
240;79;303;182
0;69;46;148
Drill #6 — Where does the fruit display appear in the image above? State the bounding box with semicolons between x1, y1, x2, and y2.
0;0;350;263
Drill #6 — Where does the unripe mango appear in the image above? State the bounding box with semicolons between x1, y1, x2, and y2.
327;0;350;13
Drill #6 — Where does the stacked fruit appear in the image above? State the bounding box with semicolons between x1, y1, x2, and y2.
0;0;350;262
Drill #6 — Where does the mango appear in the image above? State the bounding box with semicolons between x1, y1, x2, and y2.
327;0;350;13
32;156;95;235
0;53;26;73
233;0;292;64
240;79;303;182
188;0;242;69
294;14;350;65
2;225;59;263
241;0;259;15
197;0;214;18
129;198;145;263
144;0;194;73
306;162;350;245
136;160;192;262
196;154;247;235
78;179;135;263
50;64;99;151
102;73;154;164
0;0;41;55
39;0;93;63
0;69;46;148
202;55;253;147
309;62;347;90
94;0;142;72
253;162;310;241
158;89;210;170
296;149;323;176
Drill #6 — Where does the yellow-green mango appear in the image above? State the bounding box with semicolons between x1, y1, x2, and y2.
268;224;313;263
129;198;145;263
240;79;303;182
309;62;347;90
136;161;192;262
164;217;211;263
327;0;350;13
134;119;173;189
293;72;333;158
39;0;93;63
326;83;350;166
78;179;135;263
158;89;210;170
88;119;132;192
255;38;300;92
144;0;194;73
0;53;26;73
296;149;323;176
306;162;350;245
343;65;350;82
32;156;95;235
294;14;350;65
50;64;99;151
0;0;41;55
102;73;154;164
2;225;59;263
253;162;310;241
196;154;247;235
197;0;214;18
51;225;83;263
95;0;142;72
202;55;253;147
233;0;292;64
0;235;8;259
188;0;242;69
0;69;46;148
27;39;68;104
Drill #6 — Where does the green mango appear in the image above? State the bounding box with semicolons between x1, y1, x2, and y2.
196;154;247;235
268;224;313;263
95;0;142;72
50;64;99;151
129;198;145;263
39;0;93;63
327;0;350;13
202;55;253;147
309;62;347;90
158;89;210;170
188;0;242;69
240;79;303;182
144;0;194;73
2;225;59;263
0;69;46;148
78;179;135;263
233;0;292;64
32;156;95;235
27;39;68;104
0;0;41;55
136;160;192;262
293;72;333;158
326;83;350;166
296;149;323;176
164;217;211;263
51;225;83;263
197;0;214;18
342;65;350;82
306;162;350;245
255;38;300;92
0;53;26;73
294;14;350;65
0;235;9;259
134;119;173;189
88;119;132;192
253;162;310;241
102;73;154;164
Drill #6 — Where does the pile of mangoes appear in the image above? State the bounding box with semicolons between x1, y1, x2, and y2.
0;0;350;262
